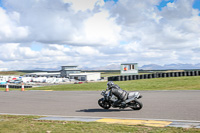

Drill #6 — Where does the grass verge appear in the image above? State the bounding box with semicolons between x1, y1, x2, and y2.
1;76;200;91
0;115;199;133
29;76;200;91
0;71;26;76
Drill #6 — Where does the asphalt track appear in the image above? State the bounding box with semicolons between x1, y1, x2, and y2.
0;90;200;121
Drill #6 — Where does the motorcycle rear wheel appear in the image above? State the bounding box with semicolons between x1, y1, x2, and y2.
98;98;111;109
130;100;143;110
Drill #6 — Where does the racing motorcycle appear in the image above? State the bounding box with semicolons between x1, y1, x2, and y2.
98;89;143;110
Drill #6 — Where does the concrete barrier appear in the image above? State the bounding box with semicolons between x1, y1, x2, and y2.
155;73;158;78
172;72;175;77
159;73;162;78
157;73;160;78
175;72;178;77
129;75;132;80
108;77;112;81
148;74;152;79
191;71;195;76
179;72;183;77
124;76;127;81
112;76;118;81
166;73;170;77
195;71;198;76
121;76;125;81
182;72;186;76
195;71;199;76
186;71;191;76
107;70;200;81
144;74;147;79
162;73;166;78
125;76;129;81
117;76;120;81
136;75;139;80
152;74;156;78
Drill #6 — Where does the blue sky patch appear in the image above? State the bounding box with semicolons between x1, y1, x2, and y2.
120;41;129;45
0;0;6;9
31;43;43;51
0;0;3;7
193;0;200;11
157;0;175;11
104;0;118;3
157;0;200;12
64;45;70;48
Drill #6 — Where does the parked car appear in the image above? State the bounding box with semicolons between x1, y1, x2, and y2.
9;80;22;84
9;80;15;83
14;80;22;84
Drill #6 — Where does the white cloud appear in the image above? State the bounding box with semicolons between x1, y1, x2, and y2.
0;43;39;60
73;46;103;56
0;68;8;71
0;8;29;42
63;0;104;12
71;10;121;45
0;0;200;70
1;0;120;46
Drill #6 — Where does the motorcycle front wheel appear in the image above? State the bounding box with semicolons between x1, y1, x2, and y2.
98;98;111;109
130;100;143;110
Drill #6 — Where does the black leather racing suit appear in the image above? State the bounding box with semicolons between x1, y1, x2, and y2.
110;84;128;107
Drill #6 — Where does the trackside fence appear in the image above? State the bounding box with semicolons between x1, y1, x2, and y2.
108;71;200;81
0;84;32;88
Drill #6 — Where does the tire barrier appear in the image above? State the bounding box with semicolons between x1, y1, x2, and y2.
108;71;200;81
0;84;32;89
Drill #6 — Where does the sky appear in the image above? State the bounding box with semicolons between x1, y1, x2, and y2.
0;0;200;71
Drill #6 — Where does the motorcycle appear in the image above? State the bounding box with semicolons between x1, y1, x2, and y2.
98;89;143;110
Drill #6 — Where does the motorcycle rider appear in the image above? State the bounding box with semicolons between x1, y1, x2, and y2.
106;81;128;108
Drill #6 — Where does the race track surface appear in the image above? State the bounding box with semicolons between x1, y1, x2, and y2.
0;90;200;121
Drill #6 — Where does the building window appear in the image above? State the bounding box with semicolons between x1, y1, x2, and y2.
131;65;134;70
81;77;86;81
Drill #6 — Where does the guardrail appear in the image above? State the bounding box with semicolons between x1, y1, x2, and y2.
108;71;200;81
0;84;32;88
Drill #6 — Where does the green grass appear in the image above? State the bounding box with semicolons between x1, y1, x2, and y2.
101;72;121;77
1;76;200;91
33;76;200;91
0;71;26;76
0;115;199;133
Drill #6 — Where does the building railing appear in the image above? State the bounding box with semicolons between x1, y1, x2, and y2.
108;71;200;81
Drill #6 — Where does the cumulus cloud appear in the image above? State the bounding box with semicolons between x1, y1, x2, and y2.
1;0;120;46
102;0;200;65
63;0;104;12
0;0;200;70
0;8;29;42
0;43;38;61
71;10;121;45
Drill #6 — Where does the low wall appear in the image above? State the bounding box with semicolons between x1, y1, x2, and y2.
0;84;32;88
108;71;200;81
